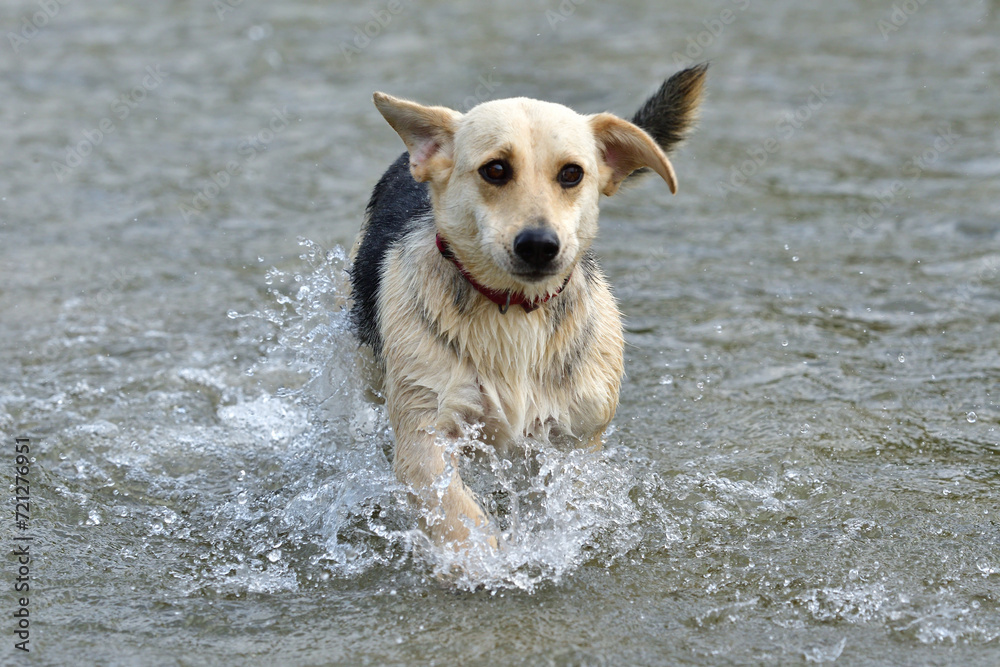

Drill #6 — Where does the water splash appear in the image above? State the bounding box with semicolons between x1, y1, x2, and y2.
225;238;653;592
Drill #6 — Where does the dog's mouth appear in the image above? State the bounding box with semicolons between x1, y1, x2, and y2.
511;267;561;283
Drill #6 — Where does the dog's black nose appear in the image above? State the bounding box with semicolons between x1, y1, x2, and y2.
513;228;560;269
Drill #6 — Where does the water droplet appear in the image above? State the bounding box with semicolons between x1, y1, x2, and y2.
267;548;282;563
781;340;789;347
792;256;800;262
966;412;977;423
237;490;248;505
249;25;266;41
659;374;674;385
897;354;905;363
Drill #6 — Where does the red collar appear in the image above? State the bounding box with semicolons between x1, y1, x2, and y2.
435;233;570;314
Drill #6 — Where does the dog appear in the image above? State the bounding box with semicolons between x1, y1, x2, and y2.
350;64;707;552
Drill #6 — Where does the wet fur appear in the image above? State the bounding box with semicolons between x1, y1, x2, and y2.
350;65;707;551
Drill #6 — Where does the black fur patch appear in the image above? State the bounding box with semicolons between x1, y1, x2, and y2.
561;314;594;383
579;251;600;287
548;256;592;337
450;270;474;315
350;152;432;355
548;287;572;336
416;300;461;357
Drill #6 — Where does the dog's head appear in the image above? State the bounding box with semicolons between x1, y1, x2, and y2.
372;91;680;299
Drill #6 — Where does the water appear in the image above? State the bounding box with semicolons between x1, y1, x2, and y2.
3;0;1000;664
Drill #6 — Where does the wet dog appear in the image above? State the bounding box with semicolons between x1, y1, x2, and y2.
351;65;707;552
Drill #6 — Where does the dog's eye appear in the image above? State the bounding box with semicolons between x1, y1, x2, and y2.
479;159;512;185
558;163;584;188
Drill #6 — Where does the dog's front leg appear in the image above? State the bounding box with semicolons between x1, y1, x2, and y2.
385;373;496;550
393;422;493;549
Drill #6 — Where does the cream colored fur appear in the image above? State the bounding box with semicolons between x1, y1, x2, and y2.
362;92;678;551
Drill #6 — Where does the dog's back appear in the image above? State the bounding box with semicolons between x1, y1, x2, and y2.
351;152;431;355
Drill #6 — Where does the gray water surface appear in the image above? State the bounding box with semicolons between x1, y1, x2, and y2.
3;0;1000;665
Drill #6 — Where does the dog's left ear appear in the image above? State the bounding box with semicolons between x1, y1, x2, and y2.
373;92;461;183
590;114;678;196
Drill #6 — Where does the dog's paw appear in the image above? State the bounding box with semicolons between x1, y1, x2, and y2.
428;526;502;586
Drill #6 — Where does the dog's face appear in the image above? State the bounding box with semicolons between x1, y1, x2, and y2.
373;93;678;299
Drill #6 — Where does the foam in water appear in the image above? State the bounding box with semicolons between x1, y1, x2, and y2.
227;238;652;591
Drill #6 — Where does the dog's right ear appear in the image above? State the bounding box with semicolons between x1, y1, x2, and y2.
373;93;461;183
